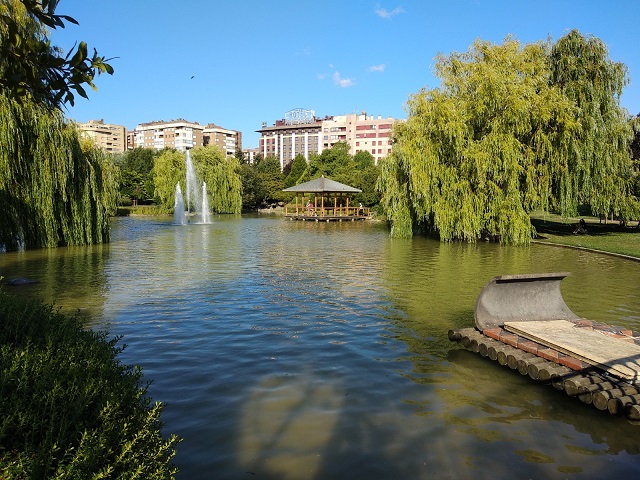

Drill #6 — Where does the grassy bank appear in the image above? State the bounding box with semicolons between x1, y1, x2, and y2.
0;291;180;478
531;212;640;259
116;205;171;216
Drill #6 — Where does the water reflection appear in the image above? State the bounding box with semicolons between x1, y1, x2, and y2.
1;215;639;479
0;243;109;316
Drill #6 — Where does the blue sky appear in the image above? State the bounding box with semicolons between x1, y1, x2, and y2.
51;0;640;148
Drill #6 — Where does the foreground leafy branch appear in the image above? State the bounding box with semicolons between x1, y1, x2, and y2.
0;0;114;110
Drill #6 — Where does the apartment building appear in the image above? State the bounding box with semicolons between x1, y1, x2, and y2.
242;147;259;165
126;130;136;150
256;108;322;170
134;119;204;151
203;123;242;156
321;112;397;165
77;119;127;153
257;109;400;169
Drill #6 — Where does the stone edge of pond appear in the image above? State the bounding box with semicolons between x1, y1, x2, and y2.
532;240;640;263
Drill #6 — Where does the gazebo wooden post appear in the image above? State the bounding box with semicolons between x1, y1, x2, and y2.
295;193;299;215
346;196;350;216
321;194;325;217
334;195;337;216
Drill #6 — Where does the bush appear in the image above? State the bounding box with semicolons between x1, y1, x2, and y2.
0;292;180;478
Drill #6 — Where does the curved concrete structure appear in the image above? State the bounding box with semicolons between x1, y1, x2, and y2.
474;272;580;331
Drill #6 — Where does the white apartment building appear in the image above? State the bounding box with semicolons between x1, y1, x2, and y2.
257;109;400;169
242;147;259;165
77;119;127;153
134;119;204;152
257;109;322;170
321;113;397;165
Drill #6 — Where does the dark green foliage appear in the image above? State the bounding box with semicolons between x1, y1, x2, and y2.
116;148;158;204
0;291;180;478
284;154;307;188
255;155;281;174
239;156;285;209
353;150;375;170
0;0;114;110
239;163;263;210
629;115;640;199
234;148;245;164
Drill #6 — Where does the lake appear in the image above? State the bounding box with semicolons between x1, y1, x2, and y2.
1;214;639;479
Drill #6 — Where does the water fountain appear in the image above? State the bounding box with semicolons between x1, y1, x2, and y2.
174;150;212;225
201;182;211;224
174;184;186;225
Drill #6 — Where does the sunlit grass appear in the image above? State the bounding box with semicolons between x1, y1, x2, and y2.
530;212;640;259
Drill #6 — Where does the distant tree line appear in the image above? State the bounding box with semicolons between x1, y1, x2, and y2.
239;142;381;210
110;141;381;216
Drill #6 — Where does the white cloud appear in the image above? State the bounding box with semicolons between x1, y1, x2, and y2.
333;71;356;88
369;64;386;72
375;5;405;19
319;65;356;87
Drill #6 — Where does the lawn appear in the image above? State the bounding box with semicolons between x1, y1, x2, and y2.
530;212;640;259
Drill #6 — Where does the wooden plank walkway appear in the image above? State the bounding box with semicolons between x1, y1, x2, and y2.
504;320;640;382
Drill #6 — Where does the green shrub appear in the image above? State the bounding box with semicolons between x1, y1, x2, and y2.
0;292;181;478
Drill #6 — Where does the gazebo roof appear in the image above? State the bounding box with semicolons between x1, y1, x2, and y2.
283;175;361;193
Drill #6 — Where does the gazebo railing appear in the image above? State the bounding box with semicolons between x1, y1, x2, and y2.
285;205;370;217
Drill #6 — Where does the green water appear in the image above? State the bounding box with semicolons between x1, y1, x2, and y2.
1;215;639;479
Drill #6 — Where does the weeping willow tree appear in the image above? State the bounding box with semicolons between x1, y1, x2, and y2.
0;94;119;251
151;149;184;210
153;146;242;214
550;30;636;222
0;0;117;252
191;146;242;214
378;31;636;243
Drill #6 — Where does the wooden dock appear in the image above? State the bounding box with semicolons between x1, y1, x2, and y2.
284;204;371;222
285;213;370;222
449;324;640;422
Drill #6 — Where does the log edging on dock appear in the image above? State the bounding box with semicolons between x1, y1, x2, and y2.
448;327;640;423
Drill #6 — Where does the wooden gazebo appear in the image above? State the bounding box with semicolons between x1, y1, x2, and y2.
283;175;370;221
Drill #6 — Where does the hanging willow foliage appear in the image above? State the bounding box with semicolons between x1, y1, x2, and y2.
152;149;185;209
153;146;242;214
378;32;636;244
191;147;242;214
549;30;636;221
0;94;118;251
